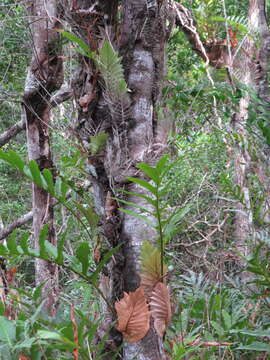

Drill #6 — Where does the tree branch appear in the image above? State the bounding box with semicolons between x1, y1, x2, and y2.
0;180;92;241
50;85;73;108
172;2;208;63
0;211;33;241
0;119;26;148
0;85;73;148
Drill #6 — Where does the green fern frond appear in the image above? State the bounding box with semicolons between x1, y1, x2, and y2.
89;132;108;155
96;40;128;98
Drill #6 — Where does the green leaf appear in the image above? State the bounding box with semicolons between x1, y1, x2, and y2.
117;189;157;207
156;154;170;175
28;160;43;187
86;323;99;343
55;231;66;265
91;244;121;285
73;202;99;228
0;316;16;346
237;342;270;352
0;242;8;256
29;299;47;324
3;150;25;171
116;198;153;215
89;133;108;155
119;208;155;227
44;240;58;259
6;231;19;255
19;232;31;255
32;283;45;301
163;205;191;241
13;338;36;349
96;40;128;96
54;177;69;200
230;329;270;337
137;163;159;185
76;242;90;275
37;330;76;348
57;30;92;56
211;320;224;337
42;169;55;195
39;225;49;258
127;177;157;195
222;310;231;330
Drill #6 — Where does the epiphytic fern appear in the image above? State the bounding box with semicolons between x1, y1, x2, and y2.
95;40;131;124
58;32;131;124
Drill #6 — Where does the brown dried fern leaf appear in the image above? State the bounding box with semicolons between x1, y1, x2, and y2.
140;241;167;294
115;286;150;342
150;282;172;337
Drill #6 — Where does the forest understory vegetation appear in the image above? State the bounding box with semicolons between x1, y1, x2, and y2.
0;0;270;359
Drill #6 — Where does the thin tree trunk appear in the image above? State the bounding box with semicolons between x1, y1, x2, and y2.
255;0;270;227
23;0;63;315
231;0;268;255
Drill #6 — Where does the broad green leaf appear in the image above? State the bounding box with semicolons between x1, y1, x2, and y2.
55;177;69;200
4;150;25;171
0;302;5;316
28;160;43;187
23;165;32;179
0;243;8;256
156;154;170;175
42;169;55;195
44;240;58;259
137;163;159;185
0;316;16;346
127;177;157;195
30;346;43;360
76;242;90;275
6;231;19;255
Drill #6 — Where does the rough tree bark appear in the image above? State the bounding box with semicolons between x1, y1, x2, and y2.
23;0;63;315
231;0;270;255
63;0;169;358
254;0;270;227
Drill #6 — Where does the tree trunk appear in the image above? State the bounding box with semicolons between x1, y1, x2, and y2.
66;0;168;358
23;0;63;315
232;0;270;254
255;0;270;227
